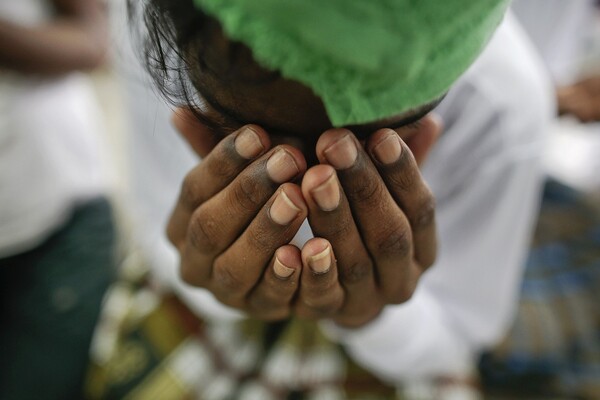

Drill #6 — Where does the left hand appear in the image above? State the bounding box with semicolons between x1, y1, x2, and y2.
297;117;441;327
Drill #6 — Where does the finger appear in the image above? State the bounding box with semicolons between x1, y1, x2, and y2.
206;184;307;305
182;144;305;257
301;165;379;318
367;129;437;270
397;114;442;166
247;245;301;321
179;145;305;287
316;130;419;303
167;124;270;247
295;239;344;320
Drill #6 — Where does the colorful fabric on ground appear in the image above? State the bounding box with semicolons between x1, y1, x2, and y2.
85;251;401;400
480;180;600;400
193;0;510;126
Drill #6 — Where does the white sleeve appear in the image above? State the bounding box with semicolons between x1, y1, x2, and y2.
320;14;555;381
322;140;546;379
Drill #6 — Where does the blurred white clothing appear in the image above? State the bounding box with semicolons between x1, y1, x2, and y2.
514;0;600;192
512;0;596;84
324;13;553;379
0;0;108;257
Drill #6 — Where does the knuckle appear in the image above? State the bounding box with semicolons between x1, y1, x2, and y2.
212;259;246;295
246;222;276;252
346;178;386;206
339;260;372;285
230;172;266;213
187;210;220;254
321;221;354;242
205;152;238;182
412;195;436;232
376;227;412;258
389;165;419;191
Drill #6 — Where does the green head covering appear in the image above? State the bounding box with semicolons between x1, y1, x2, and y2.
193;0;510;126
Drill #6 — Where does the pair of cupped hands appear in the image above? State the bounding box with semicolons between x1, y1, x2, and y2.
167;109;441;328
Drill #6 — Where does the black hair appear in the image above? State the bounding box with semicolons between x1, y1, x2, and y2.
128;0;281;133
129;0;443;138
127;0;215;127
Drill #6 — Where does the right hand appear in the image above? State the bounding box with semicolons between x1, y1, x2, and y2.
167;115;346;321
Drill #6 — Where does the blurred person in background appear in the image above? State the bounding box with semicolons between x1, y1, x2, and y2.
512;0;600;123
0;0;117;399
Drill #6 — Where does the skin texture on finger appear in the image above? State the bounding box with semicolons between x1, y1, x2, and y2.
367;129;438;270
301;165;382;326
316;129;419;303
167;124;271;248
295;238;344;320
176;143;306;288
397;114;442;166
183;144;305;251
206;183;307;306
246;245;301;321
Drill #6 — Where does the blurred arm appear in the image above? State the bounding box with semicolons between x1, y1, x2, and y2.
0;0;108;74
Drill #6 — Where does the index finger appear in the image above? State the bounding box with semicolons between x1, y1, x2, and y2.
167;125;270;248
316;130;419;302
366;128;437;269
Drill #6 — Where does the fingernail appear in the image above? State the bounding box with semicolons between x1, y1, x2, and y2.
373;132;402;164
324;135;357;170
270;189;301;225
267;149;300;183
310;173;340;211
308;246;331;274
273;256;294;279
235;126;264;159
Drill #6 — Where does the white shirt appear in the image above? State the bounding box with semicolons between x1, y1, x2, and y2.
0;0;108;257
324;14;554;379
512;0;596;85
120;11;554;379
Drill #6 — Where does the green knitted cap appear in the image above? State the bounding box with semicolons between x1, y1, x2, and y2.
193;0;510;126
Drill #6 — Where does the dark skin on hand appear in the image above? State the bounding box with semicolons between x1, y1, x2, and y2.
167;21;443;328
